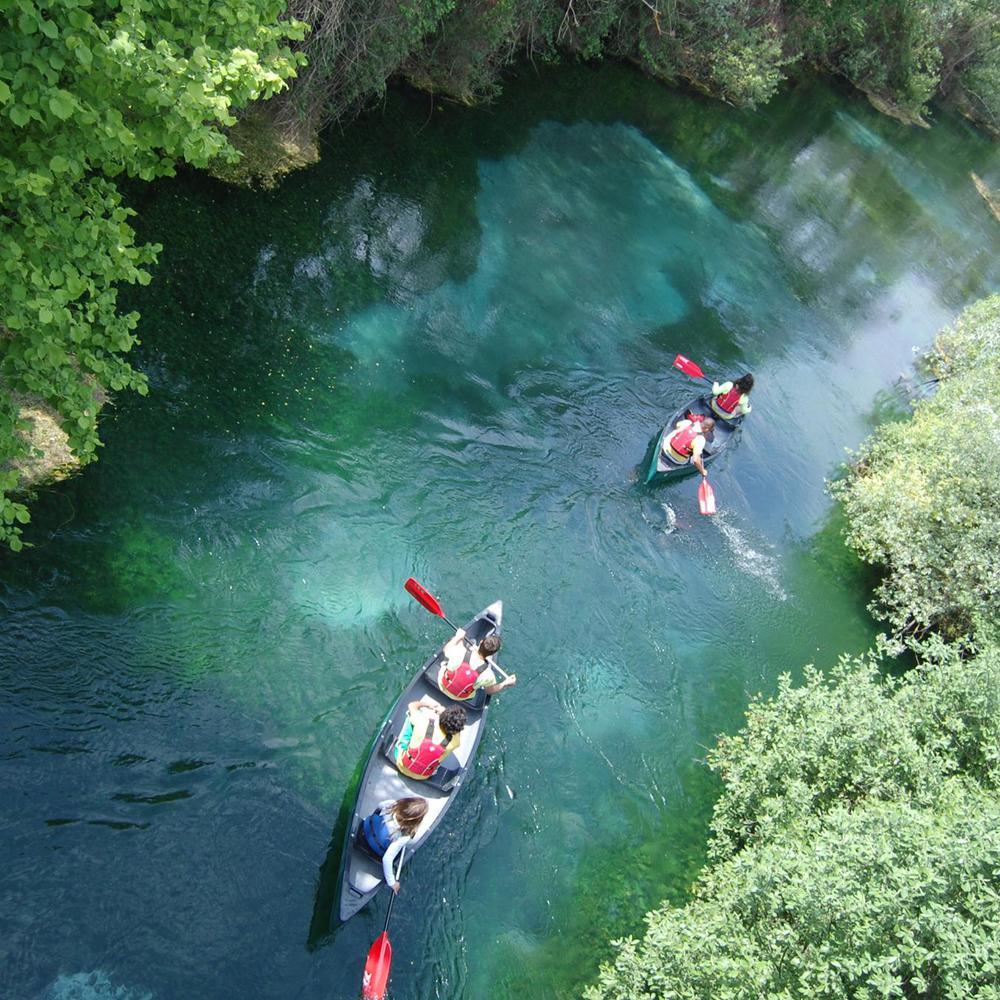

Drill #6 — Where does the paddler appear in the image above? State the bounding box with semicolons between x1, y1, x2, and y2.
437;629;516;702
393;697;466;780
662;414;715;476
710;373;754;421
356;797;428;893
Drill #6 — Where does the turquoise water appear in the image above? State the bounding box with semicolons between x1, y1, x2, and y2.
2;65;999;1000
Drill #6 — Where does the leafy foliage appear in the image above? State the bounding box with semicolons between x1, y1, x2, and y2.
587;646;1000;1000
0;0;304;548
832;296;1000;650
260;0;1000;152
707;652;1000;862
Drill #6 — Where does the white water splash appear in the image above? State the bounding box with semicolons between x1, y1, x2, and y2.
661;503;677;534
714;514;788;601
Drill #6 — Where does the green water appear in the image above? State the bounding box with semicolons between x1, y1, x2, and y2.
2;65;999;1000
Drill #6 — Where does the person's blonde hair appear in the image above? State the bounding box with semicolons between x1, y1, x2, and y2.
392;797;428;837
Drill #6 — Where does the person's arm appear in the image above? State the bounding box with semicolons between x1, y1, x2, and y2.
442;628;467;661
382;835;411;892
483;672;517;695
712;381;733;397
692;436;707;476
739;397;752;415
407;697;441;717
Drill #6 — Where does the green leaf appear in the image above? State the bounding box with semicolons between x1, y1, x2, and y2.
9;105;30;127
9;535;23;552
48;90;75;120
49;155;70;173
0;81;11;104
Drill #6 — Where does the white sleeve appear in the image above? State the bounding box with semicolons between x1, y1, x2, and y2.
381;835;411;884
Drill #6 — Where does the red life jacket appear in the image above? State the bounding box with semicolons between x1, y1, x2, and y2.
712;386;742;415
398;714;451;779
666;420;702;459
440;657;490;701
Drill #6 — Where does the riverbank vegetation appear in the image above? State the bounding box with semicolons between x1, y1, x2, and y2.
588;297;1000;998
835;295;1000;652
0;0;303;547
256;0;1000;169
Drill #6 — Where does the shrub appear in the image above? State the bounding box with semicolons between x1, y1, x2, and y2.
587;784;1000;1000
832;296;1000;650
587;642;1000;1000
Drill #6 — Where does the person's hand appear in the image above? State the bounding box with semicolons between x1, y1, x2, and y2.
392;881;401;894
503;674;518;689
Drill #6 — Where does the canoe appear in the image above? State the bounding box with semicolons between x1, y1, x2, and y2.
335;600;502;923
644;395;742;484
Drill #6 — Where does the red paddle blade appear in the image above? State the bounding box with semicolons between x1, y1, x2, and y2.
404;578;446;620
673;354;705;380
698;478;716;516
361;932;392;1000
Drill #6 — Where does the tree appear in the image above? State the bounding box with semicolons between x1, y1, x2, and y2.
0;0;304;548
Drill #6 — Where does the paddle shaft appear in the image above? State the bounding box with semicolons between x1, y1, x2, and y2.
448;619;510;682
404;579;510;681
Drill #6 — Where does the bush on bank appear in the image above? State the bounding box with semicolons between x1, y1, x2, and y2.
832;295;1000;651
586;646;1000;1000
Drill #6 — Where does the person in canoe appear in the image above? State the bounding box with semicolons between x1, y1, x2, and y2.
437;628;516;702
356;796;428;894
710;373;754;421
394;696;467;780
662;414;715;476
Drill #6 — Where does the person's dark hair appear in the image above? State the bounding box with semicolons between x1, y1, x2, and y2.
735;373;754;394
392;797;428;836
439;705;467;738
479;634;502;657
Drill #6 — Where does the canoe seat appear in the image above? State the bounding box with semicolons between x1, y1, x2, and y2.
423;756;461;793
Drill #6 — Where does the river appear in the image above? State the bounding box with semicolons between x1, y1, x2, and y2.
2;64;999;1000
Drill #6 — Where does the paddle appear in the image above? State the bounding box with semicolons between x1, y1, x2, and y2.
404;578;510;680
361;850;405;1000
698;476;716;516
673;354;713;385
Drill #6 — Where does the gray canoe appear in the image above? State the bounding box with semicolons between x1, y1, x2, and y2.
335;600;502;923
